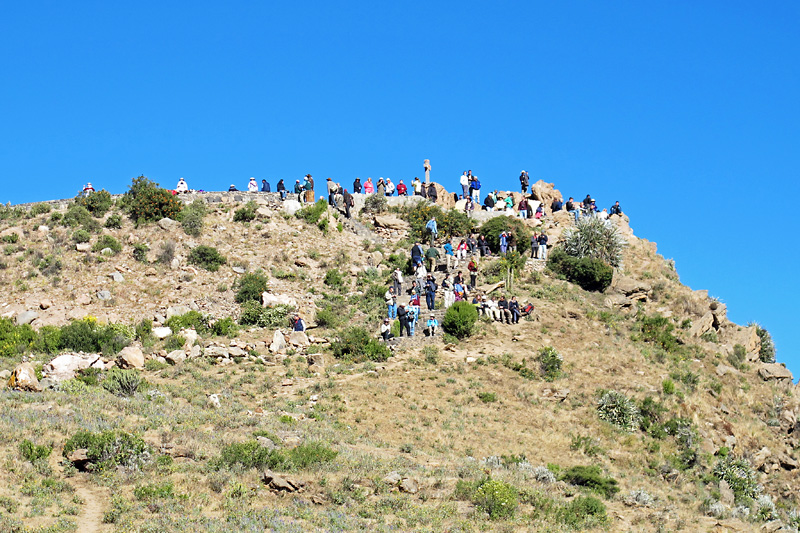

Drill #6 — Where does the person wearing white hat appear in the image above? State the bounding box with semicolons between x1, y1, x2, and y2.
83;182;95;193
175;178;188;193
248;177;258;193
519;170;529;193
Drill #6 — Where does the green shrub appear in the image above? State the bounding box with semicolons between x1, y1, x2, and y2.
33;325;62;354
29;203;52;216
662;378;676;395
288;442;339;469
474;479;518;519
211;317;239;337
713;456;761;502
331;326;392;363
562;216;626;267
323;268;346;289
188;245;226;272
538;346;563;381
561;466;619;498
63;204;100;232
72;229;91;243
75;190;113;216
754;324;776;363
133;482;174;501
59;318;132;355
124;175;182;224
1;233;19;244
363;194;388;214
239;302;293;328
233;201;257;222
547;248;613;292
235;271;269;304
597;390;640;432
92;235;122;254
557;495;607;527
63;430;149;471
19;439;52;463
477;391;497;403
442;301;478;339
102;369;142;396
132;243;149;263
728;344;747;368
633;313;681;353
164;311;211;335
637;396;666;433
163;335;186;352
104;214;122;229
0;318;36;357
179;200;206;236
398;203;474;242
157;241;175;265
479;216;532;255
296;199;328;225
314;306;342;329
215;440;290;471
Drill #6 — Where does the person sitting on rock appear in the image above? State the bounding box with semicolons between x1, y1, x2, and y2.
534;204;544;219
277;179;286;199
477;235;491;257
261;179;271;192
483;193;495;212
248;177;258;192
504;195;514;211
396;180;408;196
498;295;512;324
293;313;306;332
229;184;239;192
380;318;394;341
466;234;477;255
427;314;439;336
293;180;303;200
464;197;475;216
551;197;563;212
565;197;576;211
509;296;521;324
175;178;189;193
610;201;623;216
582;194;593;209
485;296;500;321
472;294;486;315
454;280;466;302
598;208;609;220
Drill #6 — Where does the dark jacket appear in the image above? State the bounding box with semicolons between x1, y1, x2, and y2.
277;180;286;192
353;179;362;193
261;181;271;192
411;244;423;261
484;195;495;208
427;185;438;201
538;234;548;246
397;306;408;322
498;299;509;310
425;280;437;295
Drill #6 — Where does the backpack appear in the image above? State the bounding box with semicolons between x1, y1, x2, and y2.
521;303;534;315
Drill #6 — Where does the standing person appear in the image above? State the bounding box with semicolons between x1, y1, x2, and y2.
396;180;408;196
293;313;306;331
425;245;440;273
470;175;481;203
326;178;337;206
408;299;420;336
412;177;423;196
425;216;438;246
424;274;437;311
376;178;386;196
386;178;395;196
565;197;576;212
411;241;423;267
385;287;397;319
518;197;529;219
380;318;394;341
415;261;428;283
261;179;271;192
499;232;508;255
427;314;438;336
392;267;404;295
363;177;375;194
509;296;521;324
397;304;411;337
442;273;454;309
294;179;303;201
538;233;549;260
467;258;478;289
507;232;516;253
353;177;362;193
460;171;470;199
342;188;353;219
464;197;475;217
408;280;421;302
520;170;529;193
530;232;540;259
276;179;286;199
427;182;438;203
443;240;456;270
248;177;258;192
304;175;314;203
504;195;514;211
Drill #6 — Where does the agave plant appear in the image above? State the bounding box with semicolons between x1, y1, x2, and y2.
563;217;626;267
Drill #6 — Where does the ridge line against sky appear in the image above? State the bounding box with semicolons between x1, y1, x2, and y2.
1;1;797;377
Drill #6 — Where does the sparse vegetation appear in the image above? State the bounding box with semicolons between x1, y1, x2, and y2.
123;175;182;223
547;247;613;292
597;390;641;432
235;271;269;304
188;245;226;271
562;215;626;267
331;326;392;362
442;301;478;339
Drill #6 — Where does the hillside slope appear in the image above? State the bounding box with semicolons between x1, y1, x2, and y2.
0;184;797;532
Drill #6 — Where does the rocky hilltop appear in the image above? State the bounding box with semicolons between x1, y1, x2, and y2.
0;180;797;532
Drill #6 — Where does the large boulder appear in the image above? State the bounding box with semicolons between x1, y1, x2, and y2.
430;183;455;209
16;310;38;326
165;350;187;365
262;293;298;308
689;312;715;338
8;363;41;392
117;346;145;369
758;363;793;382
282;200;302;216
44;353;101;382
529;180;563;212
269;330;287;353
158;218;179;231
373;215;409;231
609;275;651;302
289;331;309;347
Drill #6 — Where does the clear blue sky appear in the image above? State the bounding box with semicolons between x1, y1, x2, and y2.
2;1;798;376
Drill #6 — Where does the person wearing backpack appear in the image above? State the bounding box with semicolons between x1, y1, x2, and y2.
467;259;478;289
424;274;437;311
425;217;438;246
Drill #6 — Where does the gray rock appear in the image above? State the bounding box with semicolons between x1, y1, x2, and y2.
228;346;248;358
282;200;302;216
100;247;114;256
689;312;714;337
110;272;124;282
16;310;38;326
170;258;181;270
399;478;419;494
44;353;101;382
262;293;298;308
289;331;309;346
152;327;173;339
382;471;402;485
205;346;229;358
269;330;286;353
232;266;246;274
758;363;793;382
716;364;739;377
118;346;145;369
39;300;52;310
158;218;179;231
166;305;191;319
97;290;112;301
165;350;187;365
256;436;276;450
207;394;221;408
76;243;91;252
188;345;203;358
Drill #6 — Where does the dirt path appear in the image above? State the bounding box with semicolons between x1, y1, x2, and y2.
71;477;110;533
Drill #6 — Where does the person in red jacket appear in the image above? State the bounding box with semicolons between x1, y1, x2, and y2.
396;180;408;196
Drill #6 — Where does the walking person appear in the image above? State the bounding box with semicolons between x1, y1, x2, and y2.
424;274;437;311
538;233;549;260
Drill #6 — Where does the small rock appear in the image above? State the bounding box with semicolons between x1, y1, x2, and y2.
16;310;38;326
165;350;187;365
232;266;246;274
382;471;402;486
716;364;738;377
170;258;180;270
399;478;418;494
110;272;124;282
228;346;248;358
281;379;294;387
118;346;145;369
100;247;113;256
8;363;41;392
158;218;179;231
0;370;10;380
39;300;52;310
97;290;112;301
719;479;735;506
76;243;91;252
66;448;90;470
205;346;229;358
188;345;202;358
289;331;309;346
257;437;276;450
758;363;793;382
207;394;221;408
269;330;287;353
145;267;158;276
152;327;173;339
166;305;191;319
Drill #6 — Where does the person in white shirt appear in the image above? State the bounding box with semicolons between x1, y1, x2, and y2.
386;179;395;196
460;171;469;199
175;178;188;193
248;177;258;192
485;296;500;321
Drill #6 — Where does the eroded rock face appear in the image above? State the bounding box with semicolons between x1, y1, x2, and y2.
758;363;793;382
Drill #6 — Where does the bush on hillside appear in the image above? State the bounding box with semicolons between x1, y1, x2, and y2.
753;324;776;363
104;214;122;229
474;479;518;519
398;203;474;242
363;194;388;214
132;243;149;263
323;268;347;290
164;311;211;335
179;200;207;236
124;175;182;224
562;216;626;267
59;318;132;355
63;430;149;471
239;302;293;328
72;229;91;243
62;204;101;233
557;495;608;528
331;326;391;362
188;245;226;272
296;199;328;225
210;317;239;337
538;346;563;381
478;216;532;255
561;465;620;498
547;248;613;292
29;203;52;217
633;312;681;353
442;301;478;339
92;235;122;254
19;439;52;464
75;190;113;216
214;440;337;471
0;319;37;357
102;369;142;396
235;271;269;304
233;201;257;222
597;390;640;432
713;456;761;502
